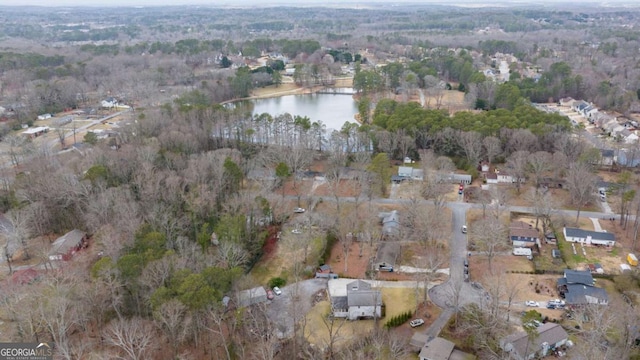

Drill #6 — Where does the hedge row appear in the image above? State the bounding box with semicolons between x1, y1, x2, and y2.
384;311;413;329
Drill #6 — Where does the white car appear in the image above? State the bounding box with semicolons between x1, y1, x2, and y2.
461;225;467;234
291;229;302;234
525;300;540;307
293;207;306;213
409;319;425;328
273;286;282;296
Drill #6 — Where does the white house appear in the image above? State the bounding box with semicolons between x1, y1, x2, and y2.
501;323;568;360
510;221;540;248
37;113;51;120
496;170;523;184
563;227;615;246
330;280;382;320
101;97;119;108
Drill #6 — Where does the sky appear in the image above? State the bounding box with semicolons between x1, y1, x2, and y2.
0;0;632;7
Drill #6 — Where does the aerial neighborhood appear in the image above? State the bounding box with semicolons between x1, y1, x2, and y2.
0;2;639;360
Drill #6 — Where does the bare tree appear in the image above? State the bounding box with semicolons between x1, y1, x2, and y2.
103;317;156;360
506;150;530;193
54;127;67;150
321;313;347;360
474;217;508;274
458;131;483;167
525;188;557;231
527;151;553;189
483;136;502;165
2;208;32;262
215;240;250;269
565;162;597;223
153;299;187;358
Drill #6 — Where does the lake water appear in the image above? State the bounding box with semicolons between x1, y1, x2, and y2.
249;91;359;132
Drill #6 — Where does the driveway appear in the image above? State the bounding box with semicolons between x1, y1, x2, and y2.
265;278;328;339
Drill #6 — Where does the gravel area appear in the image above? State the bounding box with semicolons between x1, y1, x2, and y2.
265;278;328;339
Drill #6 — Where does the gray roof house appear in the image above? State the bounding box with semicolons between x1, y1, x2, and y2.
563;227;615;246
501;323;568;360
398;166;424;181
557;269;608;306
379;210;400;237
436;173;471;185
236;286;268;308
49;229;88;261
331;280;382;320
419;337;455;360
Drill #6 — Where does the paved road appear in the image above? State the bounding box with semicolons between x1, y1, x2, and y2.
425;202;486;339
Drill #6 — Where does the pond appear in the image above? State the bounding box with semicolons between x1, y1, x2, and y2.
248;90;359;132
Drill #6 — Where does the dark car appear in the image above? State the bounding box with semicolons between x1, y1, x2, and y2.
546;303;556;309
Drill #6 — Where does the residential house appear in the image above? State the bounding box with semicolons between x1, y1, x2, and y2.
501;323;568;360
236;286;268;308
379;211;400;237
557;269;608;306
375;241;400;271
509;221;540;248
600;149;615;166
616;149;640;167
485;172;498;184
330;280;382;320
53;115;73;126
559;97;575;107
419;337;455;360
21;126;49;139
436;173;472;185
49;229;88;261
101;97;119;108
398;166;424;181
496;170;523;184
563;227;615;246
37;113;51;120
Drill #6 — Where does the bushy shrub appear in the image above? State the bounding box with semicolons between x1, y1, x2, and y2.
384;310;413;329
268;277;286;288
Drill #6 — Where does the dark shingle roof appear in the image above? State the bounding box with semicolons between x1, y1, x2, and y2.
564;227;615;242
564;284;608;305
564;269;594;286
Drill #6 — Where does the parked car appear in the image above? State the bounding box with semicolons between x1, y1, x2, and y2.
273;286;282;296
461;225;467;234
409;319;425;328
546;303;556;309
291;229;302;234
266;290;275;300
525;300;540;307
549;299;565;306
293;207;306;213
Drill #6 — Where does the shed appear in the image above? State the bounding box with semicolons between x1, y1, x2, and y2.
49;229;88;261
